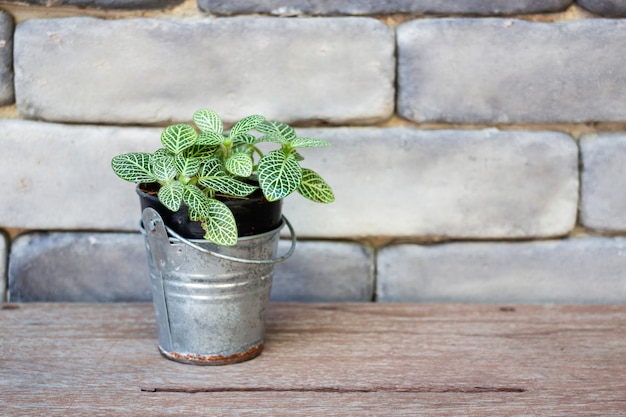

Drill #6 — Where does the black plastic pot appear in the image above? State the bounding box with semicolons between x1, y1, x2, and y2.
137;183;283;239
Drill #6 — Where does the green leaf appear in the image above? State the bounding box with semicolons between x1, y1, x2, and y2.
158;181;184;212
150;152;176;182
198;157;257;197
111;153;155;183
225;152;253;177
160;124;198;154
199;176;258;197
232;133;257;145
229;115;265;139
198;131;225;146
193;109;223;134
201;199;238;246
152;147;172;158
256;120;296;142
174;154;200;178
200;157;224;177
289;137;333;148
256;134;289;145
257;149;302;202
183;185;211;220
293;150;305;161
184;144;217;159
297;168;334;203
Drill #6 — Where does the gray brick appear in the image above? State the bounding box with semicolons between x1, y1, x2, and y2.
580;133;626;231
0;121;579;240
1;232;6;301
8;232;151;302
0;0;183;9
271;240;374;302
0;119;161;231
377;238;626;303
199;0;572;15
0;11;14;105
7;231;368;302
578;0;626;16
282;127;578;239
398;18;626;124
14;17;394;125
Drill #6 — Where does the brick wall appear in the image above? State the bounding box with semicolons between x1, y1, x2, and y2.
1;0;626;303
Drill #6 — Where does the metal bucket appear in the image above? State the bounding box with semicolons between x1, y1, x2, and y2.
141;207;296;365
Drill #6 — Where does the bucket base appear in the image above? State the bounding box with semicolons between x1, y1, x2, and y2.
158;341;264;366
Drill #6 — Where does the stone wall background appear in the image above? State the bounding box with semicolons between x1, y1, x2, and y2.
1;0;626;303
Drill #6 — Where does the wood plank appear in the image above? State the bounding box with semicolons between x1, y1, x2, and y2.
1;303;625;416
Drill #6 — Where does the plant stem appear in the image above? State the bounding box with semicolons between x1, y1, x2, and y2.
251;145;264;158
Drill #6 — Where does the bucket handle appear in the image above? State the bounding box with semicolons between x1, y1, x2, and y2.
142;207;297;265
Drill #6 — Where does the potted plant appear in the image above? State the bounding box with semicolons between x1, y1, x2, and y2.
111;109;333;365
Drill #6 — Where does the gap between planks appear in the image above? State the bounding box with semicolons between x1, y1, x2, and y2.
140;386;527;394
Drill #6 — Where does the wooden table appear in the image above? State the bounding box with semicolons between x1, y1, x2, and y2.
1;303;625;416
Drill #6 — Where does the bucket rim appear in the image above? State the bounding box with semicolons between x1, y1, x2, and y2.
138;216;284;243
181;220;284;244
141;207;297;265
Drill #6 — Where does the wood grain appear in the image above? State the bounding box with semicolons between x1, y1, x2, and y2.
1;303;625;416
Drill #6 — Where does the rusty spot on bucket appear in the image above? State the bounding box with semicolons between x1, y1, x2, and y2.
160;342;264;366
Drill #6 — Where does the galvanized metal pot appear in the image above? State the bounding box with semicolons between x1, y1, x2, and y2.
141;207;295;365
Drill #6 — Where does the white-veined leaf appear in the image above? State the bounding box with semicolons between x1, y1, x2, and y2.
199;175;258;197
158;181;184;211
184;144;217;159
193;109;223;134
111;153;155;183
289;137;333;148
200;157;224;177
233;143;254;155
256;133;288;145
160;124;198;154
256;120;296;142
198;157;257;197
256;120;296;140
257;149;302;202
152;148;171;158
174;154;200;178
150;152;176;182
198;131;225;146
229;115;265;139
232;133;256;145
182;185;210;220
297;168;334;203
225;152;253;177
201;199;238;246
